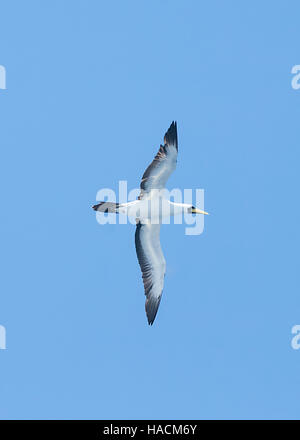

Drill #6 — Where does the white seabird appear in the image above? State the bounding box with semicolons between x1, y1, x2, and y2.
93;122;208;325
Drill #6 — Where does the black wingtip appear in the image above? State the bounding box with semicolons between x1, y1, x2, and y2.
164;121;178;150
146;295;162;326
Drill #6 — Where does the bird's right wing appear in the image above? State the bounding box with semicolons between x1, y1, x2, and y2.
135;222;166;325
139;121;178;197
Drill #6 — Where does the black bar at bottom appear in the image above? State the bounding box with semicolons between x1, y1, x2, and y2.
0;420;298;438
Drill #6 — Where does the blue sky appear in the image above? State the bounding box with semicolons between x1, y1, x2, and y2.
1;0;300;420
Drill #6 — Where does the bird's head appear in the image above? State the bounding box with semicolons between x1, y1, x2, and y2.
188;205;209;215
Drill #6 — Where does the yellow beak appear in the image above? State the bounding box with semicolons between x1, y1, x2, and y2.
191;208;209;215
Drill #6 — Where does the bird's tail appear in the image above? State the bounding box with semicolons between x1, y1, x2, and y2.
92;202;120;213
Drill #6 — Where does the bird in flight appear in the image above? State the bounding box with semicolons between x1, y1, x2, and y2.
93;122;208;325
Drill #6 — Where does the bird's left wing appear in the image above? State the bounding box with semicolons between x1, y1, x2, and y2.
135;222;166;325
139;121;178;196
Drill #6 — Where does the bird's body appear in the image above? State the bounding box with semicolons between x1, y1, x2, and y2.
93;122;208;325
117;194;193;222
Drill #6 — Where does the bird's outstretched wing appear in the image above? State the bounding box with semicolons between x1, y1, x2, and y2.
139;121;178;197
135;222;166;325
